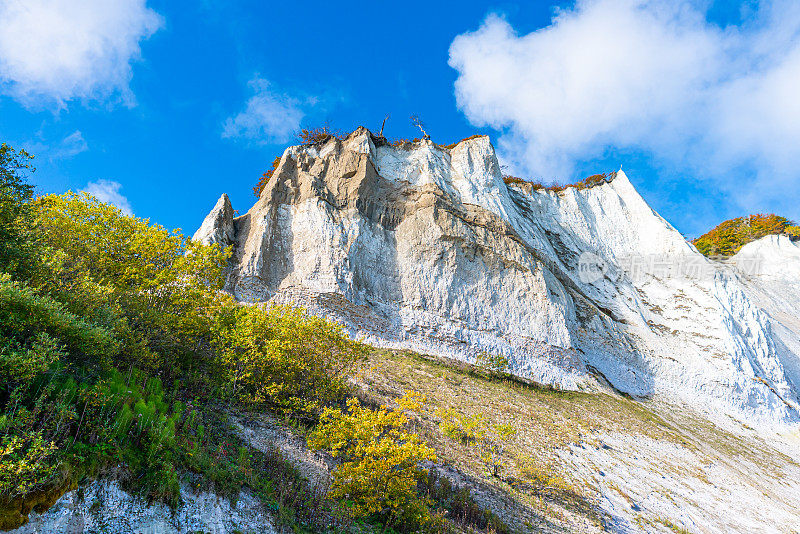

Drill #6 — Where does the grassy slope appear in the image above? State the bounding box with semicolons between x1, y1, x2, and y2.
342;348;800;534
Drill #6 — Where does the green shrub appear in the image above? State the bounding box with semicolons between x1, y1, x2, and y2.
0;143;36;276
0;275;117;367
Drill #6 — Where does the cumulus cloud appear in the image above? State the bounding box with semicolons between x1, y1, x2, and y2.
84;179;133;215
449;0;800;215
0;0;163;108
222;77;308;144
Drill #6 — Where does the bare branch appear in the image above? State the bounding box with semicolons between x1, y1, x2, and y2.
410;115;430;140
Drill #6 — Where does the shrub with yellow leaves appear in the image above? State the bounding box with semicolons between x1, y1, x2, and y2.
479;423;517;478
436;408;485;445
211;303;368;420
308;393;437;530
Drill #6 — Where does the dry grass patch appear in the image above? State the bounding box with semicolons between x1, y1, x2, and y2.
350;349;660;529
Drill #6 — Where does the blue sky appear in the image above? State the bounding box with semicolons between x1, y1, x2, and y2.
1;0;799;238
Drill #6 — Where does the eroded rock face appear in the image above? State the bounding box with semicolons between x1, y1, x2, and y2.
196;127;800;427
193;193;235;248
10;480;276;534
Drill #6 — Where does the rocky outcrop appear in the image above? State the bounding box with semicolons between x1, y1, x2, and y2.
195;128;800;428
192;193;235;248
10;480;276;534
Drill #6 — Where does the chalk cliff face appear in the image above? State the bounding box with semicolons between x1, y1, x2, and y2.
195;128;800;427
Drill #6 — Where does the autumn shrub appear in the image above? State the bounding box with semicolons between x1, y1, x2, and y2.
253;156;281;197
435;406;516;478
308;394;437;530
443;134;485;149
580;173;612;188
211;302;368;420
503;172;612;193
298;125;342;144
478;423;517;478
391;137;422;148
436;408;485;445
692;214;795;256
502;175;530;186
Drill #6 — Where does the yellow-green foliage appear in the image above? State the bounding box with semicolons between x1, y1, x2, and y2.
26;191;234;382
34;192;228;341
479;423;517;478
655;517;692;534
0;145;371;529
0;144;36;276
211;303;368;418
692;214;795;256
0;331;62;384
436;408;485;445
475;352;510;375
436;406;517;477
519;456;571;492
0;433;57;499
0;275;117;367
308;394;437;527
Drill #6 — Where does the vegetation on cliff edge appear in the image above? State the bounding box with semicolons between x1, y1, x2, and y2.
692;213;800;257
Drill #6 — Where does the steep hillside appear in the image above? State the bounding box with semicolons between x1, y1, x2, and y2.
195;127;800;429
21;344;800;533
353;349;800;533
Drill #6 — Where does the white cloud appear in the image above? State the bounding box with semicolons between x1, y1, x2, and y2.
449;0;800;216
24;130;88;161
222;77;307;144
84;179;133;215
53;130;88;159
0;0;163;108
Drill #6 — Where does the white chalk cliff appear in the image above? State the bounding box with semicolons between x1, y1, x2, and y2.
195;128;800;428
